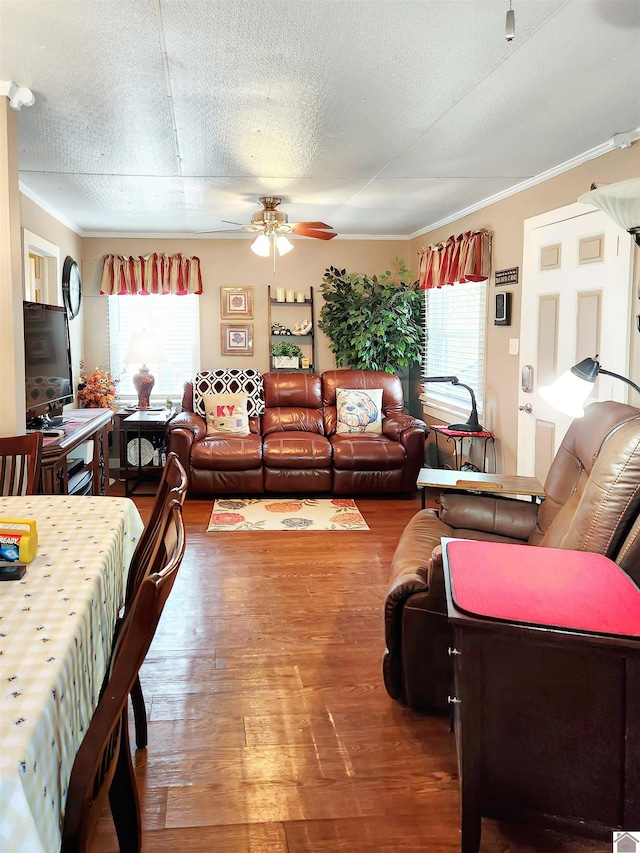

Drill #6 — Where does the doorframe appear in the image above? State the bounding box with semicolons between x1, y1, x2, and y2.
22;229;60;305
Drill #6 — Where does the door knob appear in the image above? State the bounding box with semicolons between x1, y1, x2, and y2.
519;403;532;414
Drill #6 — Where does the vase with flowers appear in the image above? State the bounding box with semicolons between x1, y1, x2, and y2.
77;363;119;410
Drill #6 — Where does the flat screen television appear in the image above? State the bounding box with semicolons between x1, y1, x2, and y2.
23;300;74;427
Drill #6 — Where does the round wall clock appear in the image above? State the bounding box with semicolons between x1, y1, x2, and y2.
62;256;82;319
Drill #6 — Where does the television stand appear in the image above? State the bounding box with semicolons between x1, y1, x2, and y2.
38;408;113;495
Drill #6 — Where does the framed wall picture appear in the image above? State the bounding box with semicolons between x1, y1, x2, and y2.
221;323;254;356
220;285;254;320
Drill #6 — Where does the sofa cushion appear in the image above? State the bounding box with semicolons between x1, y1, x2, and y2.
190;433;263;471
194;369;265;418
331;433;405;470
203;393;250;436
336;388;383;434
263;432;332;469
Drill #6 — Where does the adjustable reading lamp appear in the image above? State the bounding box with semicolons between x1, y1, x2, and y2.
423;375;484;432
539;356;640;418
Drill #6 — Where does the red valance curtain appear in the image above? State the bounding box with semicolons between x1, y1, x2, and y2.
99;253;203;295
418;230;492;290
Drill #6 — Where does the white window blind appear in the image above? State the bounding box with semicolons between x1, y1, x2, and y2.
108;295;200;403
423;281;487;422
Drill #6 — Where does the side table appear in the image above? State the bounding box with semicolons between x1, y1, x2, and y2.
431;425;496;473
442;539;640;851
416;468;544;510
121;408;176;496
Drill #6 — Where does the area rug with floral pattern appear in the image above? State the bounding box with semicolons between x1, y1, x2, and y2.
207;498;369;531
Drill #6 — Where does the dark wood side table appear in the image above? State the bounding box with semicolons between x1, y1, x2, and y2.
121;408;176;496
442;539;640;852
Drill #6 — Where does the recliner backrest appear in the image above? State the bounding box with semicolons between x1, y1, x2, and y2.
530;401;640;558
262;372;325;435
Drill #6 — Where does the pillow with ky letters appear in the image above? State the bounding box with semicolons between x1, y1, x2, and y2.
336;388;383;434
203;393;250;436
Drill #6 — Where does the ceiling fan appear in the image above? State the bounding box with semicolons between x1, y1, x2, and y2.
199;197;337;260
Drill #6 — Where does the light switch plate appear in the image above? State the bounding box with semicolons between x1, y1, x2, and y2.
509;338;519;356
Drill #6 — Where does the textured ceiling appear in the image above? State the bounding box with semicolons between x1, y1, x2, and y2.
1;0;639;238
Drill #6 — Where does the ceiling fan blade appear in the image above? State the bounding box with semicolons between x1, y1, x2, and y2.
292;225;337;240
291;221;334;230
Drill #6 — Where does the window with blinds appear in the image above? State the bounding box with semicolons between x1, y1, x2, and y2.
108;295;200;403
423;281;487;422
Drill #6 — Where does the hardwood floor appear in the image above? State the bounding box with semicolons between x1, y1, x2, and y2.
94;489;608;852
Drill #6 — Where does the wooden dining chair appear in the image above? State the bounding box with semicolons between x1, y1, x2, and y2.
61;501;186;853
0;432;43;495
123;451;187;749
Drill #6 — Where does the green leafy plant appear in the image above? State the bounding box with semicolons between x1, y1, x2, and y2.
270;341;304;359
318;258;424;373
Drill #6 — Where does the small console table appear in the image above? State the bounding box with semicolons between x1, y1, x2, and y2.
431;425;496;473
443;539;640;851
39;408;113;495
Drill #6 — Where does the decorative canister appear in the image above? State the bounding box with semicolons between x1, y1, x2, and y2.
285;290;295;302
276;287;285;302
296;292;306;302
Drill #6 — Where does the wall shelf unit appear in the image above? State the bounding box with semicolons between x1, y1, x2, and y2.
268;285;316;372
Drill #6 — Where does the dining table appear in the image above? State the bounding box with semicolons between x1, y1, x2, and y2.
0;495;144;853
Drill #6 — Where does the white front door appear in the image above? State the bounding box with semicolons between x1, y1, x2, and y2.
517;203;633;482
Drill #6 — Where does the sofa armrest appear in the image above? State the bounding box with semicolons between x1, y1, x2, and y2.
438;491;538;541
385;509;452;647
165;412;206;484
167;410;207;441
383;412;427;442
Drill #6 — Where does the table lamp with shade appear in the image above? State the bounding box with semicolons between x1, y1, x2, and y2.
123;329;166;409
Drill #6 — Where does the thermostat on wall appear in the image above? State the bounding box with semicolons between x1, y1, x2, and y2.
495;292;512;326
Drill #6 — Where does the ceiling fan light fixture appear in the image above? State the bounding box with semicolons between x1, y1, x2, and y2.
276;234;294;256
250;232;271;257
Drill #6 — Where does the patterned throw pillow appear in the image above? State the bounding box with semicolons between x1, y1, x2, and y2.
194;369;264;418
336;388;383;434
203;393;250;436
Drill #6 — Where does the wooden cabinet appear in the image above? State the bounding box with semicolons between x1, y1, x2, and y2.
39;408;113;495
267;285;316;372
442;541;640;851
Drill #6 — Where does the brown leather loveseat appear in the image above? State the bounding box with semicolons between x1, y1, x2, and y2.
383;400;640;713
167;369;427;495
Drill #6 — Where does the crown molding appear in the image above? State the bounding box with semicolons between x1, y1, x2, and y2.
409;128;640;241
0;80;35;110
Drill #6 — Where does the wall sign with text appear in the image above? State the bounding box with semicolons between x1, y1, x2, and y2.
495;267;519;286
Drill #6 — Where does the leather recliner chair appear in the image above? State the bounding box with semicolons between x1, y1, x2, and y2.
383;400;640;713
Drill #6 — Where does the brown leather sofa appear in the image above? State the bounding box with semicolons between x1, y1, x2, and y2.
166;370;427;495
383;400;640;713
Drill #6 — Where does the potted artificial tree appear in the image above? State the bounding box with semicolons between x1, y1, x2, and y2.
318;258;424;414
270;340;304;369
